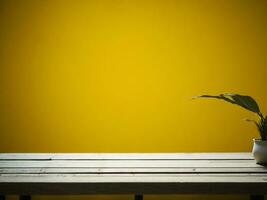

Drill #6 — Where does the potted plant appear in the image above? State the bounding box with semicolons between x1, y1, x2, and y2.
193;93;267;164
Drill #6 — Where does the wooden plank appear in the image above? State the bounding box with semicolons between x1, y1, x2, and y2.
0;153;254;160
0;174;267;195
0;160;259;168
1;167;267;174
0;181;267;195
1;173;267;183
0;153;266;195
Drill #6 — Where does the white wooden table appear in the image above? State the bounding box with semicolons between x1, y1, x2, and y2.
0;153;266;200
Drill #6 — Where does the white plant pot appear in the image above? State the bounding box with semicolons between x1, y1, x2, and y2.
252;139;267;164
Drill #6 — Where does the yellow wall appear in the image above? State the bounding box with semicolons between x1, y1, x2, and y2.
1;0;267;199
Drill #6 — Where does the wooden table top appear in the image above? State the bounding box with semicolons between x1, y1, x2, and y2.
0;153;267;195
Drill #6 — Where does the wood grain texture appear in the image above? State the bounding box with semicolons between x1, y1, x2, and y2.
0;160;260;168
1;167;266;174
0;153;266;195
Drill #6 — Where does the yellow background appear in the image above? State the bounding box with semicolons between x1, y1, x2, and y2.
0;0;267;199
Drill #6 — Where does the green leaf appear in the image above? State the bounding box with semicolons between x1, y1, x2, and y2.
193;93;261;115
224;94;261;114
193;93;265;140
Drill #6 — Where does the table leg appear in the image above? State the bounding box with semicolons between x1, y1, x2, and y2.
20;195;31;200
250;195;264;200
135;194;143;200
0;195;5;200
